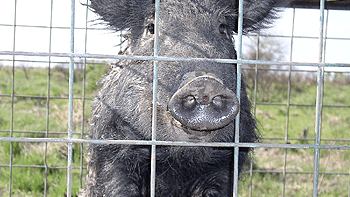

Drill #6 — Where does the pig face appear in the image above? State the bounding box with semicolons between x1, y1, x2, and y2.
88;0;284;144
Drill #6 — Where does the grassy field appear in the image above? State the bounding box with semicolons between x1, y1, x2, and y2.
0;64;349;196
0;63;108;197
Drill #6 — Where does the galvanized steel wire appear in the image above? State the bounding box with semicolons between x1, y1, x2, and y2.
0;0;350;197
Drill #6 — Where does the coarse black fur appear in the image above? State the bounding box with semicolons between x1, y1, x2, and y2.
82;0;287;196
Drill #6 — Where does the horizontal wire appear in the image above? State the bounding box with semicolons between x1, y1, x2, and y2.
1;137;349;150
1;51;350;67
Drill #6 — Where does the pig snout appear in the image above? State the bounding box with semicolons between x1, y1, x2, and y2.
168;75;239;131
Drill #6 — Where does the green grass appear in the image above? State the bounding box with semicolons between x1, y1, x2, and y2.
0;64;350;196
0;63;108;196
239;70;350;196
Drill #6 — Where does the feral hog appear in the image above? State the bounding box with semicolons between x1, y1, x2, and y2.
83;0;286;196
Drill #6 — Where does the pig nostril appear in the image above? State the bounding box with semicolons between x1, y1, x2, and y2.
182;95;196;109
212;95;224;109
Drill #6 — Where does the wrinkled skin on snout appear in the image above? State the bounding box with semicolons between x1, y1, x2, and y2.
83;0;285;196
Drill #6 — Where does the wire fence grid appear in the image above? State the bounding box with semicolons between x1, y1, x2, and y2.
0;0;350;197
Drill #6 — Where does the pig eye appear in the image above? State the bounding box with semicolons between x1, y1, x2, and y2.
219;24;233;41
147;23;154;34
219;24;227;34
182;95;196;109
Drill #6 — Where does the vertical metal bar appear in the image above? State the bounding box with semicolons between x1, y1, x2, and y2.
44;0;54;196
150;0;160;196
249;34;260;197
67;0;76;196
313;66;324;197
234;0;243;196
318;1;325;64
9;1;18;196
282;8;296;197
282;61;292;197
313;0;325;196
316;10;330;194
80;0;89;190
322;10;329;64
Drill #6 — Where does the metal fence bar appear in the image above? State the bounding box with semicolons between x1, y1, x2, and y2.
282;62;291;196
248;170;350;176
0;95;94;100
8;1;18;196
79;0;90;190
2;50;350;67
243;33;350;41
233;0;244;196
282;8;296;197
322;9;329;63
150;0;161;196
313;0;326;196
0;23;108;30
66;0;76;196
0;164;81;169
248;32;261;197
318;1;326;65
1;137;350;149
313;39;323;195
3;58;350;74
1;134;349;143
43;0;54;196
248;33;259;197
263;137;350;142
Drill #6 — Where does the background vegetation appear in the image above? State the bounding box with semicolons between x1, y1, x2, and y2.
0;39;349;196
0;62;109;197
239;37;350;197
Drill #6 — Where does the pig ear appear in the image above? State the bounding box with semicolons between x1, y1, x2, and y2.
226;0;288;33
243;0;287;32
89;0;154;37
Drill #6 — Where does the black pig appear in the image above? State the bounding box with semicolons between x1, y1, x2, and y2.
82;0;285;196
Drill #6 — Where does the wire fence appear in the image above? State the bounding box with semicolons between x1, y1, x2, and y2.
0;0;350;197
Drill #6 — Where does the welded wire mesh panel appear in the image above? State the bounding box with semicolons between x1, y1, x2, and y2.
240;1;350;196
0;0;350;197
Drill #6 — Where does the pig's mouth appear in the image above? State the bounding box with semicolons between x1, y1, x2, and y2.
167;75;240;132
